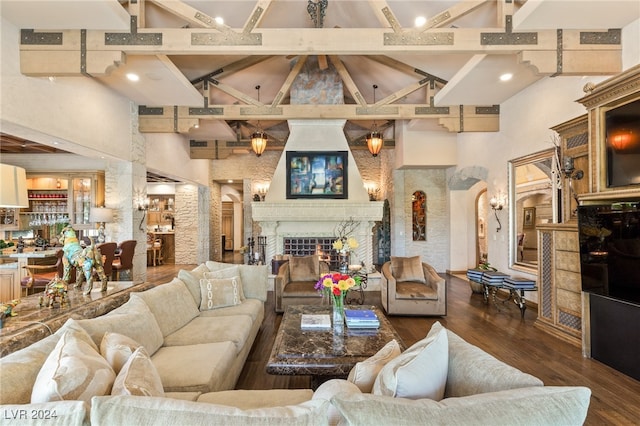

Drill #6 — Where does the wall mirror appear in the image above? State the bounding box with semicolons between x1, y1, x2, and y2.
508;148;559;272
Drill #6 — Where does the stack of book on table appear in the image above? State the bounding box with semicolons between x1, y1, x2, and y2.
481;271;509;286
466;268;485;282
503;277;536;289
300;314;331;330
345;309;380;329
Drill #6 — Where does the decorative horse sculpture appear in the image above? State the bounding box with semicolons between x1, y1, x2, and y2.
39;276;68;308
59;226;108;295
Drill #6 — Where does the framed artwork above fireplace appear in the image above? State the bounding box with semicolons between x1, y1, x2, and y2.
286;151;348;199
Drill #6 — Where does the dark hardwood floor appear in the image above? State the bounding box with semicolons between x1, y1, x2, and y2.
146;263;640;425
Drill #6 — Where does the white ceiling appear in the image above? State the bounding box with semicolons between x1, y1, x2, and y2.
1;0;638;141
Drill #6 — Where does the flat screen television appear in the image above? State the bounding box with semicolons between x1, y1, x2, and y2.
578;200;640;305
605;97;640;187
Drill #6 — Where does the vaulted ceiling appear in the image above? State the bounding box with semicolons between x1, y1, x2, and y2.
2;0;639;156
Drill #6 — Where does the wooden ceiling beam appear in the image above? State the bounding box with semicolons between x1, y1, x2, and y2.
328;55;367;106
271;55;307;107
138;103;499;133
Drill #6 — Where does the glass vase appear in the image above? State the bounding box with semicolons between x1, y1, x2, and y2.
339;252;349;274
332;295;345;332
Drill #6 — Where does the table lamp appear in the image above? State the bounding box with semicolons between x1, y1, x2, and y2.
90;207;114;243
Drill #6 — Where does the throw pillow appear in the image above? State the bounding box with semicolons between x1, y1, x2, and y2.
390;256;426;284
31;327;115;405
100;332;142;375
347;339;402;393
178;263;210;306
199;276;245;310
289;255;319;282
372;328;448;400
206;261;269;302
111;347;165;397
202;267;245;301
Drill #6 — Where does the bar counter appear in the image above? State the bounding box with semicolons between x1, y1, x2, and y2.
0;280;154;357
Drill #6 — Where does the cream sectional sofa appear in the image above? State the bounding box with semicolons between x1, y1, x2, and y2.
0;261;591;426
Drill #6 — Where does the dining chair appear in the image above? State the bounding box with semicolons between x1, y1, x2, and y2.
111;240;137;281
96;242;117;280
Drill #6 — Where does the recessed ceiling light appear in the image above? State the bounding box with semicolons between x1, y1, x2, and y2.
52;141;59;145
414;16;427;27
126;73;140;82
215;16;224;25
500;73;513;82
227;179;233;183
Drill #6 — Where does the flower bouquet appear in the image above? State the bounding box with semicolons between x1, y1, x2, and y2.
315;273;362;329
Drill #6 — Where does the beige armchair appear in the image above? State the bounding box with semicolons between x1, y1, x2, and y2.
381;256;446;316
274;254;330;313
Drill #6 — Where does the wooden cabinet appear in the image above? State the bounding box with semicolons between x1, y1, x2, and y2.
536;224;582;346
0;209;19;231
147;195;174;231
22;173;104;231
551;115;589;223
0;260;20;302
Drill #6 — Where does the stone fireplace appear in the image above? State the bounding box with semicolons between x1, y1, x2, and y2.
251;119;384;269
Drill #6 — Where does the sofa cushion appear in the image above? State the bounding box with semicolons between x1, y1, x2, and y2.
199;276;245;310
162;315;253;353
72;296;164;356
198;298;264;322
91;395;329;426
151;341;237;393
31;326;115;405
287;255;319;282
130;278;200;337
178;263;210;306
426;322;544;398
391;256;426;284
111;347;164;397
0;401;88;426
206;261;268;302
331;386;591;426
197;389;313;409
348;339;401;393
100;332;142;374
373;327;448;400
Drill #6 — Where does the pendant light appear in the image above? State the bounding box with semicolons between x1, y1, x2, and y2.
366;84;383;157
251;85;267;157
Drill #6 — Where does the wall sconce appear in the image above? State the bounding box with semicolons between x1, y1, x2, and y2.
489;194;506;232
90;207;114;243
562;156;584;210
136;197;150;231
255;183;269;201
365;183;380;201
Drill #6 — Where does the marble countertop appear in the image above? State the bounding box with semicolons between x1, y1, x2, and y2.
0;280;154;357
267;305;405;378
6;250;58;259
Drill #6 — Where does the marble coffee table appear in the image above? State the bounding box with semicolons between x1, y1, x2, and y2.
266;304;405;387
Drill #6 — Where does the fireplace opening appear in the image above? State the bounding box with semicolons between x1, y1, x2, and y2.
283;237;340;269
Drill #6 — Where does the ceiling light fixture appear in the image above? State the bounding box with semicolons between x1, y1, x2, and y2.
126;73;140;82
366;84;383;157
415;16;427;27
499;73;513;82
251;85;268;157
214;16;224;25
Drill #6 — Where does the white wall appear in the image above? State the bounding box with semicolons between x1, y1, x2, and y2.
395;122;458;168
144;133;210;186
0;18;134;161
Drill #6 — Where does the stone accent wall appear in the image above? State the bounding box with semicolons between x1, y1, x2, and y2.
174;184;200;264
392;168;450;272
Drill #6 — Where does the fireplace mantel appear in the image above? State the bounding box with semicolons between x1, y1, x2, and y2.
252;201;384;269
252;201;383;222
